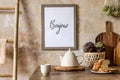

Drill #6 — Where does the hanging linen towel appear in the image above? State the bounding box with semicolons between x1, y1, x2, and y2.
0;39;7;64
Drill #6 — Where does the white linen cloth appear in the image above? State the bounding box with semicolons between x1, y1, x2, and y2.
0;39;6;64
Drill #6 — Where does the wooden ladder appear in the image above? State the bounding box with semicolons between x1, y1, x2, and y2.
0;0;20;80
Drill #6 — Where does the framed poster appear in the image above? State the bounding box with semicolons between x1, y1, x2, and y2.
41;4;77;50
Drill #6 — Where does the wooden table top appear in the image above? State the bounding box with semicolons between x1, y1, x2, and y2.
30;66;120;80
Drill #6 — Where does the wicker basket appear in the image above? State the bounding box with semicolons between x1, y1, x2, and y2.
84;52;105;67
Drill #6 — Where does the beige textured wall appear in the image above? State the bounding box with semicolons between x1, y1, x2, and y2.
0;0;120;80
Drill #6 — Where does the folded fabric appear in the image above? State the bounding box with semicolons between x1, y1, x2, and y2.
0;39;7;64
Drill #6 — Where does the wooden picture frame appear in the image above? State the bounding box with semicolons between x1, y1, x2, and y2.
41;4;77;50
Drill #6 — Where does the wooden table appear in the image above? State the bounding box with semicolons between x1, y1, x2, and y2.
30;66;120;80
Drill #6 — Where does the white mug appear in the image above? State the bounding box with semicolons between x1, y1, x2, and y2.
40;64;51;76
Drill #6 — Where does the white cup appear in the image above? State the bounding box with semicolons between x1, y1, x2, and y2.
40;64;51;76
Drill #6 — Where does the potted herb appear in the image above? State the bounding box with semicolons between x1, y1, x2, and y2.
83;42;105;67
103;6;120;17
103;0;120;17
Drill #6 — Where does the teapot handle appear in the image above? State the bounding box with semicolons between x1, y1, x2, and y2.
76;55;84;65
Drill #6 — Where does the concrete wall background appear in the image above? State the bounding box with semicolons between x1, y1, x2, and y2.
0;0;120;80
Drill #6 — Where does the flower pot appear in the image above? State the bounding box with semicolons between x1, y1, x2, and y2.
84;52;105;67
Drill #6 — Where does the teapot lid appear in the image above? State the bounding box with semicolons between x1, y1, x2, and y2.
61;48;79;66
65;48;75;55
68;48;71;51
67;48;72;52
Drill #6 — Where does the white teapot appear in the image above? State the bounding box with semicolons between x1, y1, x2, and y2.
60;49;83;67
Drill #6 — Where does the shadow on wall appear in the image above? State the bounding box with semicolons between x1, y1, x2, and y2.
17;0;40;78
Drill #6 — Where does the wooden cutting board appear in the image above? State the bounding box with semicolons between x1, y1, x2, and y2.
54;66;85;71
114;39;120;65
95;21;119;65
